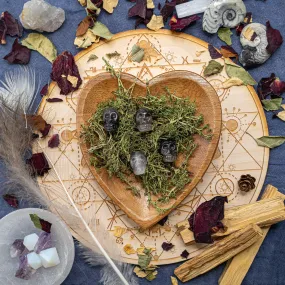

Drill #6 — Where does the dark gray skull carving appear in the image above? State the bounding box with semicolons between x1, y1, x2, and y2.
135;108;153;132
160;140;177;163
103;107;119;132
130;151;147;175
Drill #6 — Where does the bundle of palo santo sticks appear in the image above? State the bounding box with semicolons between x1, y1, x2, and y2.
174;185;285;284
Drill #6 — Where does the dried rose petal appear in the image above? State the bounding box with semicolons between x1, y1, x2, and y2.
46;98;63;103
220;45;238;60
180;249;189;259
169;15;200;31
161;242;174;251
40;84;49;96
158;215;168;226
266;21;283;54
26;153;50;176
3;194;18;208
48;134;60;148
76;16;94;37
243;12;252;24
135;9;153;28
51;51;82;95
0;19;7;44
270;78;285;96
161;0;176;23
189;196;228;244
208;44;222;59
128;0;147;19
3;39;31;64
2;11;23;37
40;218;52;233
257;73;277;100
158;2;161;10
40;123;51;138
236;22;245;36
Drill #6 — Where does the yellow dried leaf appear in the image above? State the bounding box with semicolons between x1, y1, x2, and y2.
171;276;178;285
222;77;244;88
147;15;164;31
103;0;118;13
74;29;100;49
136;247;156;255
281;104;285;110
78;0;87;6
147;0;155;9
243;27;255;41
133;266;148;278
277;110;285;121
123;244;136;255
196;50;205;57
113;226;127;237
67;75;79;88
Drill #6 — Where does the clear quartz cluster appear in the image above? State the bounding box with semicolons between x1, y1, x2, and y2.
20;0;65;33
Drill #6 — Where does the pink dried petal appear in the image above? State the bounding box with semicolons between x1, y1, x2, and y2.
270;78;285;96
169;15;200;31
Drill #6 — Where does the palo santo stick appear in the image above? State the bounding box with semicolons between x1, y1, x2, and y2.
219;185;285;285
178;196;285;245
174;224;263;283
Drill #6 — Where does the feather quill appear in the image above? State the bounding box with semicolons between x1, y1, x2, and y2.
0;67;136;285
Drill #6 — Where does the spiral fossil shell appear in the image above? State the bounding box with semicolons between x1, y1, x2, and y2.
203;0;246;34
239;23;271;67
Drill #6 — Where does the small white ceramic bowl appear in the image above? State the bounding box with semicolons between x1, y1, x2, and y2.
0;208;75;285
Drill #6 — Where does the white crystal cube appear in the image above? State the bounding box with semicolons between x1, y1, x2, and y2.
27;252;42;270
176;0;213;18
39;248;60;268
23;233;39;251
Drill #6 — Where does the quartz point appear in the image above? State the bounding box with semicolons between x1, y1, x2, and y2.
176;0;213;18
20;0;65;33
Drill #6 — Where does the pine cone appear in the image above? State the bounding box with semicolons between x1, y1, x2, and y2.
238;174;256;192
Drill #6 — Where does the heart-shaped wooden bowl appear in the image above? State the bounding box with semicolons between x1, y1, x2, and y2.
77;71;221;229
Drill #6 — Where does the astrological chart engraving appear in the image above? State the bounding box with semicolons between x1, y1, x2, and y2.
36;30;269;265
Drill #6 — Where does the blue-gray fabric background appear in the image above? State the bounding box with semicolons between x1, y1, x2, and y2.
0;0;285;284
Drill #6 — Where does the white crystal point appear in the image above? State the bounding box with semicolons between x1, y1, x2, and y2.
39;247;60;268
20;0;65;33
176;0;213;18
27;252;43;270
23;233;39;251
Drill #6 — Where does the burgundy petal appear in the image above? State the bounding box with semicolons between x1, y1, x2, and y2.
161;0;176;23
180;249;189;259
188;196;228;244
40;123;51;138
208;44;222;59
51;51;82;95
40;84;49;96
169;15;200;31
158;2;161;10
47;98;63;103
2;11;23;37
3;39;31;64
244;12;252;25
266;21;283;54
158;215;168;226
0;18;7;44
257;73;276;100
26;153;50;177
48;134;60;148
161;242;174;251
270;78;285;96
236;22;245;36
135;9;153;28
3;194;18;208
39;218;52;233
128;0;147;19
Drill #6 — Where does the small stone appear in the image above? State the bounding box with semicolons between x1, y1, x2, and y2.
20;0;65;33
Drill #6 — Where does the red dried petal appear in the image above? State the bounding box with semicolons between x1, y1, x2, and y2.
266;21;283;54
208;44;222;59
135;9;153;28
243;12;252;24
158;215;168;226
161;242;174;251
188;196;228;244
2;11;23;37
161;0;176;23
158;2;161;10
180;250;189;259
257;73;276;100
169;14;200;31
51;51;82;95
128;0;147;19
40;123;51;138
48;134;60;148
46;98;63;103
3;39;31;64
3;194;18;208
236;22;245;36
270;78;285;96
40;84;49;96
0;19;7;44
39;218;52;233
26;153;50;177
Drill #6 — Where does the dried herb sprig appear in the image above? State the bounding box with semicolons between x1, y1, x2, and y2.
81;59;212;212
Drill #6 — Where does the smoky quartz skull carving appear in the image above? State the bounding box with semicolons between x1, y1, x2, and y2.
130;151;147;175
160;140;177;163
103;107;119;132
135;108;153;132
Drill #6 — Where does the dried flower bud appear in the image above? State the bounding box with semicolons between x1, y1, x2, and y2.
238;174;256;192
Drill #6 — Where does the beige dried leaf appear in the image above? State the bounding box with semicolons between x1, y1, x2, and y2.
113;226;127;237
103;0;119;13
67;75;79;88
222;77;244;88
243;27;255;41
277;110;285;121
171;276;178;285
133;266;148;278
147;0;155;9
196;50;205;57
74;29;100;49
123;244;136;255
78;0;87;6
147;15;164;31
